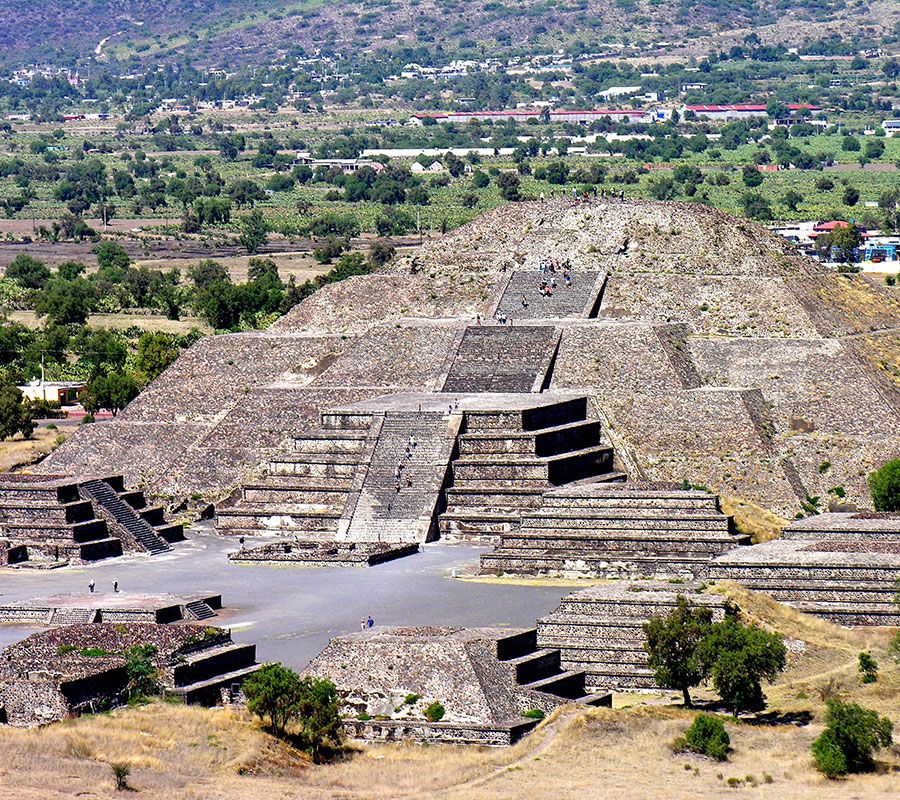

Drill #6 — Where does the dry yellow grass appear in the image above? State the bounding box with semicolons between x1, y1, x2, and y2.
720;495;789;542
1;593;896;800
0;423;67;472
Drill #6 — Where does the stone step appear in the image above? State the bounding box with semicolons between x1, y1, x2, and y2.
458;420;602;458
174;643;257;686
171;663;264;705
779;601;900;626
502;648;562;683
708;563;900;582
216;508;341;534
241;484;350;504
735;580;896;604
496;541;740;558
521;669;587;700
78;536;124;561
542;489;721;507
553;596;726;619
520;511;733;529
185;600;217;620
444;486;546;509
438;513;521;541
482;551;708;579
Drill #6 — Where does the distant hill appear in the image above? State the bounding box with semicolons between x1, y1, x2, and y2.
0;0;895;68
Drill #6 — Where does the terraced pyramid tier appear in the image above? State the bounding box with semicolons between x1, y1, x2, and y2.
536;582;730;692
708;513;900;626
481;484;747;578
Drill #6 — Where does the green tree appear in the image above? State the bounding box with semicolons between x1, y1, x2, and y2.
0;381;35;440
696;617;786;716
496;172;521;201
124;644;160;699
857;652;878;684
35;277;96;325
783;190;804;212
676;713;731;761
742;165;763;187
811;699;893;777
189;259;230;291
243;664;342;760
74;328;128;378
93;241;131;272
643;595;713;707
5;254;51;289
135;332;181;383
843;186;860;207
472;170;490;189
816;224;861;264
293;675;343;762
741;192;773;221
868;459;900;511
545;161;570;185
84;371;140;416
239;209;269;255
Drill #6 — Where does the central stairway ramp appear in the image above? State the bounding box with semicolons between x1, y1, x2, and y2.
493;271;605;321
80;479;171;555
440;396;623;542
342;411;458;544
441;325;560;393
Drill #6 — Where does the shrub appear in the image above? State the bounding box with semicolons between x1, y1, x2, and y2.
111;762;130;791
403;693;420;705
522;708;545;720
811;699;893;777
424;701;445;722
676;713;731;761
124;644;160;699
857;652;878;684
869;459;900;511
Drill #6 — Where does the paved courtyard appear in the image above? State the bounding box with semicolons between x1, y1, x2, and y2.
0;528;576;669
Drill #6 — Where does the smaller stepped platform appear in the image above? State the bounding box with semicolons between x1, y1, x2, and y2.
0;475;121;566
536;582;730;692
708;513;900;626
441;325;560;393
494;270;605;321
0;592;224;626
306;626;610;746
0;623;260;726
228;539;418;567
481;484;747;578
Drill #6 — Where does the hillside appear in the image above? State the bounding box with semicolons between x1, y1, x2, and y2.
0;0;895;68
37;199;900;519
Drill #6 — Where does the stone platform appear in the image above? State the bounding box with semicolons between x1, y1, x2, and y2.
228;540;419;567
0;592;222;626
305;625;610;746
708;512;900;626
537;582;731;691
0;622;260;726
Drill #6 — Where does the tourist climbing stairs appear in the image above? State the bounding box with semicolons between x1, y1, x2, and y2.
343;411;456;543
80;479;171;555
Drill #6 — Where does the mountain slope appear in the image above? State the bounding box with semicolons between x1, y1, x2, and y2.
0;0;893;68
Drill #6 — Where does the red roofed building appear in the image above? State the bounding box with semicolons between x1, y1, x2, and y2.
682;103;821;121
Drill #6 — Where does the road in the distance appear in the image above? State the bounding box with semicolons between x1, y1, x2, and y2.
0;530;575;669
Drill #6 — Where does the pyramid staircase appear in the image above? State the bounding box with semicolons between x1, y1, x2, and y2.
0;477;123;565
80;479;177;555
496;628;611;706
481;486;748;578
439;397;623;542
